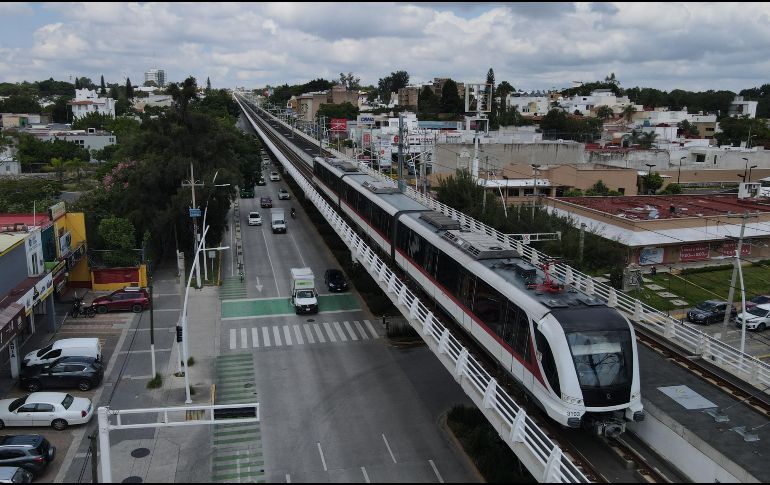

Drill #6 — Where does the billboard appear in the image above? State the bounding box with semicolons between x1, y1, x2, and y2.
357;114;375;125
720;241;751;257
680;244;709;262
330;118;347;132
639;247;664;265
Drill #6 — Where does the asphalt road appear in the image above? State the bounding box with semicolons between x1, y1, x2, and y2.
223;167;478;482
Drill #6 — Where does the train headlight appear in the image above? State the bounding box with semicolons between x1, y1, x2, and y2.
562;394;583;406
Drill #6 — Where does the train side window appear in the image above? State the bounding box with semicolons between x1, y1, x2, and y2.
503;302;530;361
436;250;459;292
424;242;438;277
473;278;502;332
535;329;560;393
397;222;410;252
458;270;475;309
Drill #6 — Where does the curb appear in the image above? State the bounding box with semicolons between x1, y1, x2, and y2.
439;411;487;483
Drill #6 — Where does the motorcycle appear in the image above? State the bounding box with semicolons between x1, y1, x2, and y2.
70;297;96;318
291;208;296;219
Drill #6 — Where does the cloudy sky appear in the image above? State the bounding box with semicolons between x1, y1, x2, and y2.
1;2;769;93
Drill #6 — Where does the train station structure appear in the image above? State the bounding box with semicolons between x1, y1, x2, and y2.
544;193;770;266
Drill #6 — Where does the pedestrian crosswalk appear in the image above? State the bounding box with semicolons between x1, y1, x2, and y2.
227;319;380;350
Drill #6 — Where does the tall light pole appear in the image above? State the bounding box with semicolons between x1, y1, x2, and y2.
644;163;656;194
749;165;758;183
200;171;231;282
181;163;204;288
530;163;541;220
180;225;209;404
678;156;686;184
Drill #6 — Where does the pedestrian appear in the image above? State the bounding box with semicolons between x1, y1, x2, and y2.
650;266;657;278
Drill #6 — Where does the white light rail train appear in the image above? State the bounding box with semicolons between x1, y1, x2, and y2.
312;156;644;437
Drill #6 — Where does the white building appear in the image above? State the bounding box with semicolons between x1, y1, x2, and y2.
729;96;758;118
560;89;641;116
144;68;166;87
22;125;116;158
68;89;115;120
0;145;20;176
506;92;551;117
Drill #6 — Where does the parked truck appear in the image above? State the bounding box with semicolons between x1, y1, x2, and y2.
271;208;286;234
290;268;318;314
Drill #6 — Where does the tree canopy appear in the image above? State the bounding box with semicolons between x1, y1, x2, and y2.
317;102;359;120
0;95;42;114
377;70;409;104
539;109;602;142
440;79;463;114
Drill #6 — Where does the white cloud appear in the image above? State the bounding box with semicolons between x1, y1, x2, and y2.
1;2;770;92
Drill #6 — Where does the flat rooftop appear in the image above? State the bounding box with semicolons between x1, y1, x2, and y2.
559;195;770;221
0;214;51;227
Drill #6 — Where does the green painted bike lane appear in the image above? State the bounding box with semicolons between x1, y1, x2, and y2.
221;293;359;319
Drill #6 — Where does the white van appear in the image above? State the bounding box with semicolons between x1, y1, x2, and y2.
23;338;102;367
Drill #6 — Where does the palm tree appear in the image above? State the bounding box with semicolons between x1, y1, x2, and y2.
621;105;637;126
596;105;614;122
48;157;65;182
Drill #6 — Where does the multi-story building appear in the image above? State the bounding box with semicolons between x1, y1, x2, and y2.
560;89;640;116
22;125;116;155
144;68;166;87
397;86;420;109
68;89;116;120
728;96;758;118
506;92;552;117
0;113;51;130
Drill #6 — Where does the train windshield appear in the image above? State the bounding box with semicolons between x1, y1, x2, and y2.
566;330;632;388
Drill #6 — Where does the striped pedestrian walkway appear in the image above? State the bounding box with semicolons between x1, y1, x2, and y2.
212;353;264;483
226;319;380;350
220;277;248;300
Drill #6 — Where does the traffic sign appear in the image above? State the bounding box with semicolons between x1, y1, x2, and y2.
393;135;399;144
189;208;201;218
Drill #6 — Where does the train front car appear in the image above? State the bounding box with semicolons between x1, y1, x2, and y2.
537;306;644;437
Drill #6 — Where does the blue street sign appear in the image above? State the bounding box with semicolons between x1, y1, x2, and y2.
189;208;201;218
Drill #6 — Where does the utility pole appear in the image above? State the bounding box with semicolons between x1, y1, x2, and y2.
181;162;204;288
722;211;757;331
531;163;541;220
579;223;586;264
318;115;325;158
397;114;405;192
149;278;156;378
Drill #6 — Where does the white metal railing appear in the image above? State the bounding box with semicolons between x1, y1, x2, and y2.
236;95;590;483
250;97;770;394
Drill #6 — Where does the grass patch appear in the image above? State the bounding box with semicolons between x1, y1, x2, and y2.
447;405;535;483
146;373;162;389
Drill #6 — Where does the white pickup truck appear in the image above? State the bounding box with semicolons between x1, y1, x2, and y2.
290;268;318;314
271;209;286;234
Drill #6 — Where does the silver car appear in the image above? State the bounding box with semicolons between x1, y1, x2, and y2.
0;393;93;431
0;467;32;483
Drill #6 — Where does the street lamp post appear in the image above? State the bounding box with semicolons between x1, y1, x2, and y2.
530;164;541;220
742;157;749;181
678;156;686;184
180;225;209;404
644;163;656;194
749;165;758;183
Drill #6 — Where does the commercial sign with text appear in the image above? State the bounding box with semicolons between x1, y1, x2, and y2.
680;243;710;262
639;246;665;265
357;115;375;125
720;241;751;257
330;118;347;132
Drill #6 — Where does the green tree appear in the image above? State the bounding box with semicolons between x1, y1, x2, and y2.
115;97;131;116
317;102;359;120
338;72;361;90
109;85;119;100
440;79;463;114
714;116;770;146
167;76;199;120
496;81;515;101
378;70;409;105
100;75;106;96
0;95;42;114
0;178;62;213
42;95;72;123
78;77;96;90
125;78;134;99
99;217;136;250
71;112;113;130
585;180;610;196
642;172;664;194
418;85;439;114
596;105;614;121
206;77;212;92
75;78;81;90
660;183;683;194
17;134;90;171
677;119;699;137
47;157;66;182
65;157;87;182
562;188;584;197
621;105;637;124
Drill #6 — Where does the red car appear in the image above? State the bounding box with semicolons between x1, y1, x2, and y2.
260;197;273;208
91;287;149;314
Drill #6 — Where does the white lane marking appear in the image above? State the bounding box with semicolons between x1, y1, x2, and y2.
229;329;236;350
221;309;357;321
288;232;307;267
343;321;358;340
153;308;182;312
293;325;304;345
364;319;379;339
317;442;328;471
273;326;283;346
262;327;271;347
333;321;347;341
429;460;444;483
304;324;316;344
382;434;397;463
322;322;337;342
313;323;326;343
354;321;369;340
285;474;291;483
361;467;370;483
252;327;259;348
283;325;293;345
258;221;281;296
241;328;248;349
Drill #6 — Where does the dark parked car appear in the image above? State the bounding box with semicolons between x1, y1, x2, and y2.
240;187;254;198
0;435;55;477
260;197;273;208
745;294;770;310
91;287;149;314
324;269;348;292
687;300;737;324
20;357;104;392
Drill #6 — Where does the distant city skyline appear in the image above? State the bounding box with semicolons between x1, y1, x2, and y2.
1;2;769;93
